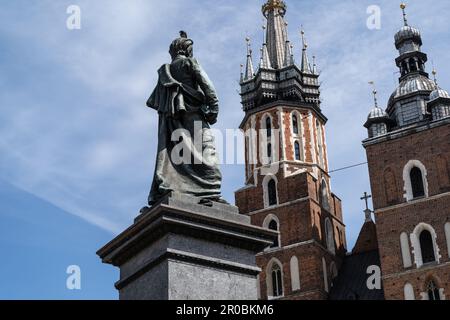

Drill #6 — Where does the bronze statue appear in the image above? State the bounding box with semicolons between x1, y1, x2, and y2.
146;31;225;206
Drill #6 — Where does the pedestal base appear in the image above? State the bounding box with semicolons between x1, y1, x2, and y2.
97;193;277;300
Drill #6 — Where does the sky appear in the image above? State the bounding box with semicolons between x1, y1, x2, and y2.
0;0;449;299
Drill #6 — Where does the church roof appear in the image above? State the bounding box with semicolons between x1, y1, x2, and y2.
329;250;384;300
352;220;379;254
395;25;422;48
429;87;450;102
388;74;435;107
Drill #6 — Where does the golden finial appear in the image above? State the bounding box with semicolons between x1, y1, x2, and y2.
400;3;408;26
262;0;286;17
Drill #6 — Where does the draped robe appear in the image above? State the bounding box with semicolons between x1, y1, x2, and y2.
146;55;222;205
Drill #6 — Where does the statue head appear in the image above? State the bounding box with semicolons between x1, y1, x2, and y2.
169;31;194;60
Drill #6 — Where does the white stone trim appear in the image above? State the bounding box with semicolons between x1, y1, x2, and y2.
290;256;301;291
325;218;335;255
278;107;286;161
404;283;415;300
290;110;305;162
322;257;329;293
403;160;429;201
260;112;275;165
375;191;450;213
410;223;441;268
445;222;450;259
308;111;316;163
400;232;413;268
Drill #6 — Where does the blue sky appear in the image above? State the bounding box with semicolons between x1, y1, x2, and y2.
1;0;449;299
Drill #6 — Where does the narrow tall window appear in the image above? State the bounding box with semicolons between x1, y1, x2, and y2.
294;141;301;161
268;219;279;247
320;180;330;211
271;264;283;297
268;179;278;207
267;142;272;161
316;120;324;167
325;218;335;254
420;230;436;264
292;115;299;134
427;281;441;301
410;167;425;198
266;117;272;138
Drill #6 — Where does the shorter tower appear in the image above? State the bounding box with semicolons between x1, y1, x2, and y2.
363;4;450;300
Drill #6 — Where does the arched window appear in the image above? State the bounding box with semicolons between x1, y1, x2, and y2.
268;219;280;248
410;167;425;198
403;160;428;201
427;280;441;301
271;264;283;298
268;179;278;207
411;223;440;268
294;141;301;161
420;230;436;264
292;114;299;135
266;117;272;138
325;218;335;255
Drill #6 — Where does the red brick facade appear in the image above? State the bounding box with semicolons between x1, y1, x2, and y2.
364;120;450;300
236;104;346;300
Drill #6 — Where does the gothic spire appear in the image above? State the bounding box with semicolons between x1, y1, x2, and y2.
244;37;254;81
260;24;272;69
262;0;288;69
284;40;294;67
301;28;312;74
312;55;317;74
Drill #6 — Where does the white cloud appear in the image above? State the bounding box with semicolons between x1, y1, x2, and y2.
0;0;449;247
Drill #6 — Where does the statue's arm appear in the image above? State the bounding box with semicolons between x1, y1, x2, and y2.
190;58;219;114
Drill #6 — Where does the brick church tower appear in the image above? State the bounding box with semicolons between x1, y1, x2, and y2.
235;0;347;300
363;4;450;300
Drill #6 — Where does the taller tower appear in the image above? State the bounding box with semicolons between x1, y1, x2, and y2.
363;4;450;300
235;0;347;300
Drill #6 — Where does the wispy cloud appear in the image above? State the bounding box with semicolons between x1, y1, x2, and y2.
1;0;449;245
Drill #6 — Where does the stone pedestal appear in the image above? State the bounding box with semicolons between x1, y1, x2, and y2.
97;193;277;300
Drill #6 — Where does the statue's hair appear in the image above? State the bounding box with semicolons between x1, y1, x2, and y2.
169;31;194;60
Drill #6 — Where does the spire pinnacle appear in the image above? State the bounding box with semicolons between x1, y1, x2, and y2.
369;81;379;107
400;3;408;26
312;55;317;74
284;40;294;67
300;28;312;73
432;67;438;86
244;37;254;81
262;0;288;69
